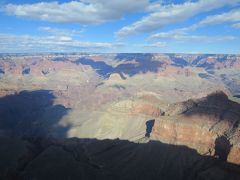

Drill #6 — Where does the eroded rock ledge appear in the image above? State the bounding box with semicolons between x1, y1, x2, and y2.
152;91;240;164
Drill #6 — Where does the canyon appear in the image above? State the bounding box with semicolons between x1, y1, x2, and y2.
0;53;240;179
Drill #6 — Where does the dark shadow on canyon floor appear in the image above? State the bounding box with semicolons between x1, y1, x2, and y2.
0;137;240;180
214;136;233;162
0;90;240;180
74;57;114;78
74;54;163;78
145;119;155;137
0;90;70;138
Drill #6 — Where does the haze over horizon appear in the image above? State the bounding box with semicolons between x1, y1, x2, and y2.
0;0;240;54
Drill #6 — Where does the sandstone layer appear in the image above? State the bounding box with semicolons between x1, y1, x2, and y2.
153;91;240;164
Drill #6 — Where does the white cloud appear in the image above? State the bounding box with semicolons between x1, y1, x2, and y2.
232;22;240;29
148;8;240;43
149;31;238;42
0;33;124;52
3;0;149;24
160;8;240;32
139;42;166;48
38;26;84;36
198;9;240;26
116;0;240;37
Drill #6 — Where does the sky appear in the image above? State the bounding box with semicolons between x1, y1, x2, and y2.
0;0;240;54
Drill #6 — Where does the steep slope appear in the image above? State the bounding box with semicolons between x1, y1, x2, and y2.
153;91;240;164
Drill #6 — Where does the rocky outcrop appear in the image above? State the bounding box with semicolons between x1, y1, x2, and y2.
153;91;240;164
130;103;163;117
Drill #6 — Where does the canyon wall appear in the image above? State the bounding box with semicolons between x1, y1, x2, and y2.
152;91;240;164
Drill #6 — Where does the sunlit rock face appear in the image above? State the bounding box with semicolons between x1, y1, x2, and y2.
153;91;240;164
0;53;240;179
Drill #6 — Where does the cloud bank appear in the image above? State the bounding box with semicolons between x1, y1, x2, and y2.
4;0;149;24
116;0;240;37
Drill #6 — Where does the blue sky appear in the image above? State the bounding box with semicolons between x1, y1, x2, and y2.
0;0;240;53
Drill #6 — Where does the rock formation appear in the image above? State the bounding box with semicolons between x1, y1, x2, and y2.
0;53;240;179
153;91;240;164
